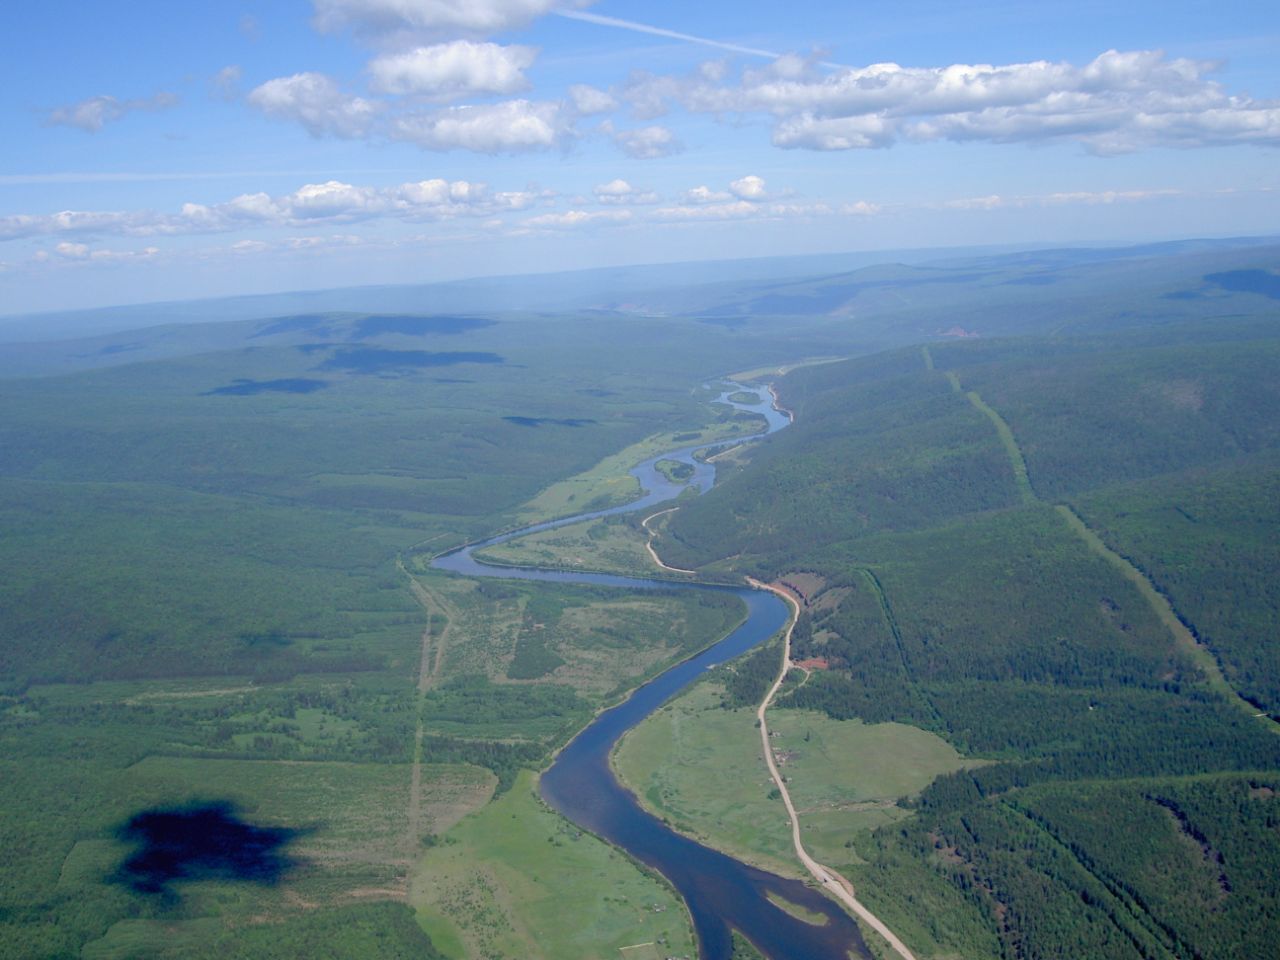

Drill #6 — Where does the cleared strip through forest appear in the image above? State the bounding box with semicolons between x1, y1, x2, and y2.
1055;504;1274;728
935;359;1274;731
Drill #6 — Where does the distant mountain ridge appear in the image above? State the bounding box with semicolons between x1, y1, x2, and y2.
5;236;1275;345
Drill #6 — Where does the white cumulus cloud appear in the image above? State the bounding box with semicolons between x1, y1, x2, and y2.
682;185;731;204
626;48;1280;153
729;175;767;200
0;177;542;243
592;179;659;204
247;72;381;138
610;124;681;159
568;84;617;115
391;99;567;152
369;41;536;98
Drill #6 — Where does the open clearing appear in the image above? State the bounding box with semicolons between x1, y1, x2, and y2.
613;682;981;877
408;570;742;699
477;516;662;579
412;770;695;960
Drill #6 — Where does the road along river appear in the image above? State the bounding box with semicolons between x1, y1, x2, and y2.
433;386;870;960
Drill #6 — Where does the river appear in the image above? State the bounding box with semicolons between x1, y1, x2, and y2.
433;385;869;960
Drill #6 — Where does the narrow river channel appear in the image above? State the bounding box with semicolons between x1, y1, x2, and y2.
433;385;869;960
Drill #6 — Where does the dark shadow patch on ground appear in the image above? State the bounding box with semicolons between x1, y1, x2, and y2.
75;342;145;359
314;348;504;373
113;801;304;897
1205;269;1280;299
255;314;497;341
204;378;329;396
352;315;497;338
252;314;340;339
503;416;598;427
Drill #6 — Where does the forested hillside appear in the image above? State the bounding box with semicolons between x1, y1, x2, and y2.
657;310;1280;958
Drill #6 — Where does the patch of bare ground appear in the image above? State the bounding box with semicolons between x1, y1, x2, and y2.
777;572;827;606
345;886;407;901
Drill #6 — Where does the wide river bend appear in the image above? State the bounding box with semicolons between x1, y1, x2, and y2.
433;386;869;960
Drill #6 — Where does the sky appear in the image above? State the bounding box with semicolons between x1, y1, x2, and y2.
2;0;1278;315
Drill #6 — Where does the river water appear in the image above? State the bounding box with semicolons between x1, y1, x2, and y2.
433;386;869;960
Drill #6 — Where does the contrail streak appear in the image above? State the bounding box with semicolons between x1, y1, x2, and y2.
556;10;782;59
555;10;847;69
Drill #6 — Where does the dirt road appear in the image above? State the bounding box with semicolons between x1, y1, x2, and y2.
748;577;919;960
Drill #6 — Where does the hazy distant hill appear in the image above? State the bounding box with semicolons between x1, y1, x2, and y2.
0;244;1026;345
3;236;1278;381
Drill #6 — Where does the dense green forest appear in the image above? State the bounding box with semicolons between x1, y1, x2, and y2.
656;282;1280;957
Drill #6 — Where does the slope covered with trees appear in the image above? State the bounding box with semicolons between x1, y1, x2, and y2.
657;308;1280;958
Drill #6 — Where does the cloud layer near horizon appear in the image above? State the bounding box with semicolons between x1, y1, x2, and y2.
238;42;1280;157
623;49;1280;153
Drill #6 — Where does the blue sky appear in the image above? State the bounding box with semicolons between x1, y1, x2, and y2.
2;0;1278;314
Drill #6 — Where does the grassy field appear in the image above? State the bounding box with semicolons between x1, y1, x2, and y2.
614;682;797;877
412;771;695;960
477;515;667;580
406;571;743;700
767;707;984;868
613;681;979;879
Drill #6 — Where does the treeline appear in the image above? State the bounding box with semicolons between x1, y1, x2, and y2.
419;735;545;794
